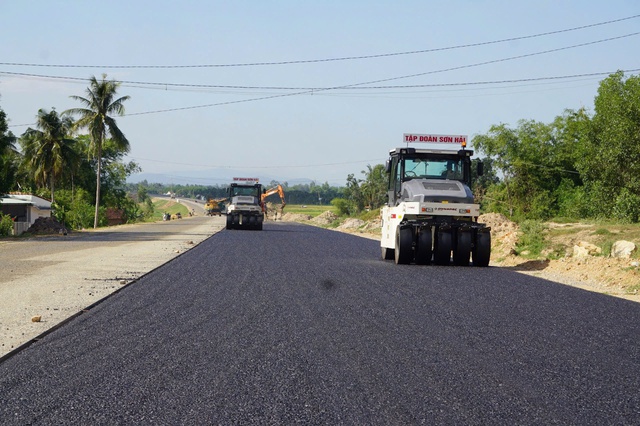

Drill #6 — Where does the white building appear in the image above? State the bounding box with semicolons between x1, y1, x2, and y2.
0;194;52;235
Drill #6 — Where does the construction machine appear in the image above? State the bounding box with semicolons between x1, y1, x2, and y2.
225;179;264;230
261;184;286;220
204;198;226;216
380;134;491;266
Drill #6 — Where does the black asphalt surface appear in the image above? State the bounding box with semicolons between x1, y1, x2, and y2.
1;221;639;424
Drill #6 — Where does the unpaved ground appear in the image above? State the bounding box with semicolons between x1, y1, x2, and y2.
0;215;225;358
477;213;640;302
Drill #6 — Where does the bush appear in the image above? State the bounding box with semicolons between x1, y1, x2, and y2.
0;213;13;236
52;188;103;229
555;179;591;219
516;220;547;257
140;198;155;220
331;198;354;216
612;189;640;223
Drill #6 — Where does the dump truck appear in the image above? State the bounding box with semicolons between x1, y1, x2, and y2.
380;134;491;266
225;179;264;230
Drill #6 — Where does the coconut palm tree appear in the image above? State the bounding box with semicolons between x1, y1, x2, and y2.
20;108;77;203
65;74;130;228
0;107;19;194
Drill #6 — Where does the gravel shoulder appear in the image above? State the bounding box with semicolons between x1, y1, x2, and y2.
0;215;225;358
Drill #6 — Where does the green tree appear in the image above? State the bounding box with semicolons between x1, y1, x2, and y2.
0;106;19;194
360;164;387;210
19;109;78;203
65;74;130;228
137;184;149;203
473;115;582;220
344;173;364;213
576;71;640;221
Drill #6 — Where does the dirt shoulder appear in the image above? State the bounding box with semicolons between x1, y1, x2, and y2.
0;215;225;358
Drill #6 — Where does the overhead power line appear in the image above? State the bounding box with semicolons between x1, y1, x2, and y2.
4;32;638;123
3;32;638;93
125;33;640;116
0;14;638;69
3;69;638;93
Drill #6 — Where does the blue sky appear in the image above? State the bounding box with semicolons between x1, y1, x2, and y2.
1;1;638;186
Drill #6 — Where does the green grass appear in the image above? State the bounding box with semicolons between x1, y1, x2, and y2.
150;199;190;221
593;228;612;236
284;204;336;217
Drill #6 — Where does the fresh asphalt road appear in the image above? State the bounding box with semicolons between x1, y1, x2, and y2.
1;221;639;424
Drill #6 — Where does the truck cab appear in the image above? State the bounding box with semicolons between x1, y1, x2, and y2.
386;147;477;207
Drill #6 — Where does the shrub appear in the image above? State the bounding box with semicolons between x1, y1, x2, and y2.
516;220;547;257
0;213;13;236
612;189;640;223
331;198;354;216
52;188;103;229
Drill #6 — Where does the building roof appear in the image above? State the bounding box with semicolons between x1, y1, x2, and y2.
0;194;52;210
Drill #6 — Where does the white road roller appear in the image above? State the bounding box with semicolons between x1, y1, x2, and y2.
380;134;491;266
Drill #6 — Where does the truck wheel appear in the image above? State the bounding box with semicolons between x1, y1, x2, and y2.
381;247;395;260
434;230;452;266
394;226;413;265
453;229;471;266
226;214;234;230
415;229;432;265
473;231;491;267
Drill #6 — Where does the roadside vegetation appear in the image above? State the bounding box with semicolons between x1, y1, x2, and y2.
0;75;140;235
150;199;190;221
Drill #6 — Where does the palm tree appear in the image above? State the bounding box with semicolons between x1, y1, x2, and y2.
0;107;19;194
20;108;77;203
65;74;130;228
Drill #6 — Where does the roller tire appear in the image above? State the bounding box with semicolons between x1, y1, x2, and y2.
473;231;491;267
434;230;452;266
381;247;395;260
394;226;413;265
415;229;432;265
453;230;472;266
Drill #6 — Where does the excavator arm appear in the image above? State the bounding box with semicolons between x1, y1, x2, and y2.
261;185;286;218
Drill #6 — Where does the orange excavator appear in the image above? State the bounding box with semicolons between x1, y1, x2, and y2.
261;184;286;220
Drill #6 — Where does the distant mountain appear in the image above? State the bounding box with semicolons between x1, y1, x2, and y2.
127;169;316;187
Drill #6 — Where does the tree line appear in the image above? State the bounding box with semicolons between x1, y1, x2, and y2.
130;180;345;206
1;75;139;232
473;71;640;223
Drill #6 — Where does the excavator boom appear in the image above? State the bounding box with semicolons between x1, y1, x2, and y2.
261;185;286;218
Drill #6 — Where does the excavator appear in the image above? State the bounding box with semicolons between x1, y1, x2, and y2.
261;184;286;220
